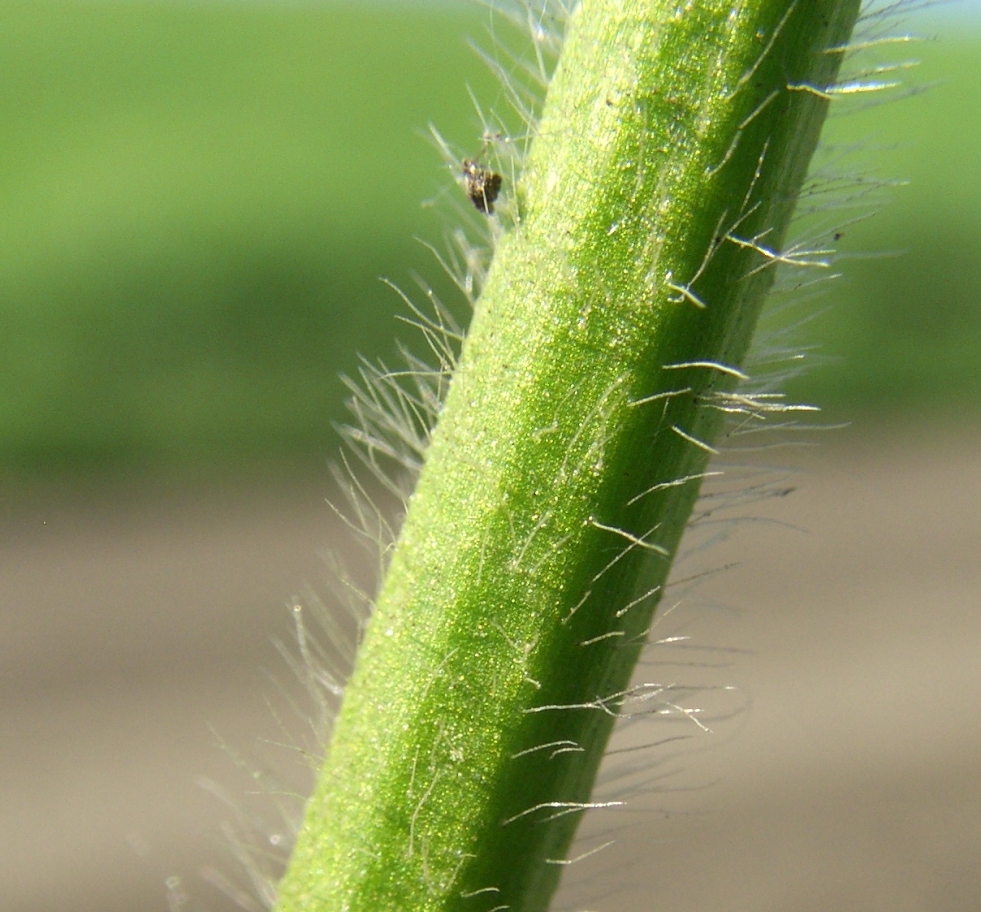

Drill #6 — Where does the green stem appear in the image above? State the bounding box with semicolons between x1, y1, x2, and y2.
275;0;860;909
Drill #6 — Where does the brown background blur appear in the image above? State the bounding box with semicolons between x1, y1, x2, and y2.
4;425;980;912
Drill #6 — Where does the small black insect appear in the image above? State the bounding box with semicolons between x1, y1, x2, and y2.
461;158;503;214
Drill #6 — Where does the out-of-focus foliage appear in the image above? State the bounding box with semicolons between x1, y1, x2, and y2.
0;0;497;474
0;2;975;476
787;28;981;418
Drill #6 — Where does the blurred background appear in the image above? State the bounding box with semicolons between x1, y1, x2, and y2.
0;1;978;911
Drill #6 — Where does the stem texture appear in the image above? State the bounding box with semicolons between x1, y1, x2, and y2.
276;0;861;909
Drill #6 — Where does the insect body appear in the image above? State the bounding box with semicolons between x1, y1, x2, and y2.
461;158;503;214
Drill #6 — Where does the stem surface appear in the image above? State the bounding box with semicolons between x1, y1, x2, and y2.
276;1;861;909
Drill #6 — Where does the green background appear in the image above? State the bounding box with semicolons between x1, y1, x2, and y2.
0;1;976;478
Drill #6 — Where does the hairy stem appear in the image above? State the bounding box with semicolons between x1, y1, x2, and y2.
275;0;861;909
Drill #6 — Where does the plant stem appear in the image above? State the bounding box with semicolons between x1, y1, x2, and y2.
275;0;860;909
